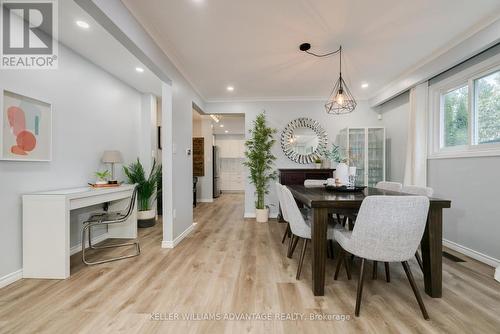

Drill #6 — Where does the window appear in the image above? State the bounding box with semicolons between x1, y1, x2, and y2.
430;56;500;158
442;85;468;147
474;71;500;144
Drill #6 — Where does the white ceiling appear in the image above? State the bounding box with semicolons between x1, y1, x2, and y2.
58;1;162;96
122;0;500;102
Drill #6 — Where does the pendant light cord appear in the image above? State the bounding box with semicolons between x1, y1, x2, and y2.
304;45;342;58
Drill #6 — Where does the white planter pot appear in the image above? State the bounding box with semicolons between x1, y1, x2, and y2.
330;160;339;169
315;163;322;169
137;209;156;228
137;209;156;220
96;180;107;185
255;208;269;223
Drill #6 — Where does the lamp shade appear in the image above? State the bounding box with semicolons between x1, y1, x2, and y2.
101;150;123;163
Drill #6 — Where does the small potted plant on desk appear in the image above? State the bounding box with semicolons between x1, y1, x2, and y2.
244;112;277;223
95;170;111;185
123;158;162;228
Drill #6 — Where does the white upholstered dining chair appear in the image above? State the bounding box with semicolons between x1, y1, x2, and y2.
375;181;403;192
401;185;434;271
334;196;430;319
402;185;434;197
278;184;340;280
304;179;326;187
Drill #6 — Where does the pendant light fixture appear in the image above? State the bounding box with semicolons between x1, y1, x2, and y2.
299;43;357;114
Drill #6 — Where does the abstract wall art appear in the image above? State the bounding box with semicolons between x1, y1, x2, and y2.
1;90;52;161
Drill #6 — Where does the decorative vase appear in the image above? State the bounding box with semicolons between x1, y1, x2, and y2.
137;209;156;228
335;162;349;184
330;160;339;169
255;208;269;223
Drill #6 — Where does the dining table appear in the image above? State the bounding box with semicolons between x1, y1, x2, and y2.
286;185;452;298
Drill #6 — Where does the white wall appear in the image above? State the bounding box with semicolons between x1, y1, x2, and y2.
205;100;383;217
376;92;410;183
378;45;500;266
85;0;206;245
0;44;142;279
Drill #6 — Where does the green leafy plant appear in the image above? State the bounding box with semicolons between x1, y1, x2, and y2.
243;112;277;210
323;143;345;163
314;157;322;164
95;170;111;182
123;158;162;211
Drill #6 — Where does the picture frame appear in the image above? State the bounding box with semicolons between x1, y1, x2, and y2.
1;89;53;161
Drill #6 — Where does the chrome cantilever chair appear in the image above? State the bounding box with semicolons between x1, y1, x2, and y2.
334;196;430;319
82;185;141;265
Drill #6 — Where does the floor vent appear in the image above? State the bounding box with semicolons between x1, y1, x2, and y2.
443;251;466;262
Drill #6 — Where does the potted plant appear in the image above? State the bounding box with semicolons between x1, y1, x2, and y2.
95;170;111;185
314;157;323;169
243;112;277;223
123;158;162;228
323;143;344;168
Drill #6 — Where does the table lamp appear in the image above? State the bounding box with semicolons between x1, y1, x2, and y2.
102;150;123;181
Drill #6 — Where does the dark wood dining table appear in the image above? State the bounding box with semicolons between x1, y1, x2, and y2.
286;185;452;298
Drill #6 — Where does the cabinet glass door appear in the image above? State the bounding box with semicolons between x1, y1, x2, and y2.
348;128;366;186
368;128;385;187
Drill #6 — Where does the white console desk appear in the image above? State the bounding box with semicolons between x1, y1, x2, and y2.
22;184;137;279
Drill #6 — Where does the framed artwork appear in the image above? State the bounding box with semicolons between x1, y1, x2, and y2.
1;90;52;161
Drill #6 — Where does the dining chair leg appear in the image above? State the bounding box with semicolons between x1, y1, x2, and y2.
415;251;424;272
288;235;299;258
287;234;295;258
327;240;335;259
344;252;352;280
336;214;342;225
372;261;378;279
384;262;391;283
281;223;290;244
334;248;345;280
296;239;308;280
355;258;367;317
402;261;430;320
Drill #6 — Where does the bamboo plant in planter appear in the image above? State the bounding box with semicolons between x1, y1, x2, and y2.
243;112;277;223
123;158;162;228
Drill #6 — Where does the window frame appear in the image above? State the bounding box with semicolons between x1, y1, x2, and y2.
429;53;500;159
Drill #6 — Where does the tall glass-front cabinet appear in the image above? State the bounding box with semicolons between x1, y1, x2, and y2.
337;127;386;187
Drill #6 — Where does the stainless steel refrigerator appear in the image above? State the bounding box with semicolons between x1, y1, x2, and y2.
213;146;221;198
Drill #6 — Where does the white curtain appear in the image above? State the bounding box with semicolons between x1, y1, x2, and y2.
404;82;428;186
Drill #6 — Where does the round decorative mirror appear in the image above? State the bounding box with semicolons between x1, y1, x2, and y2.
281;118;328;164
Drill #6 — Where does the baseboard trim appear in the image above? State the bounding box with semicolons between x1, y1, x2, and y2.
443;239;500;268
495;267;500;283
162;224;195;248
197;198;213;203
0;269;23;289
70;233;110;256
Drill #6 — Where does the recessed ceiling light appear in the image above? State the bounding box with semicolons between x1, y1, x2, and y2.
135;67;145;73
219;124;224;128
226;86;234;92
225;130;229;133
76;20;90;29
361;82;369;89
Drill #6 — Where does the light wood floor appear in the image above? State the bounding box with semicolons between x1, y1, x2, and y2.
1;194;500;334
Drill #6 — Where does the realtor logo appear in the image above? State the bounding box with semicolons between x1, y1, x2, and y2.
1;0;58;69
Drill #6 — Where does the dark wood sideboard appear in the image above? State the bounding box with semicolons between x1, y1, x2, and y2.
277;168;335;221
279;168;335;185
